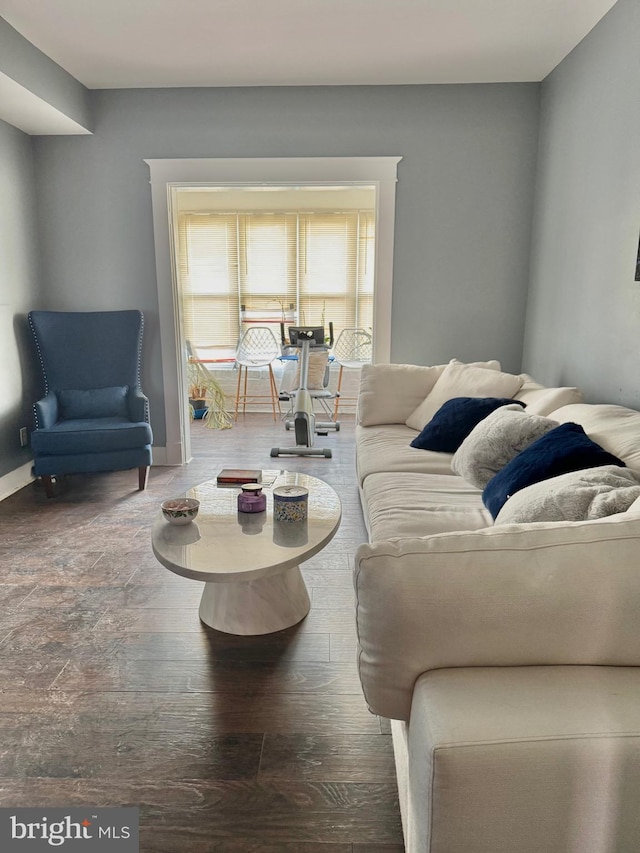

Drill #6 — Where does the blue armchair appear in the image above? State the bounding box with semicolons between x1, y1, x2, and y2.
28;310;153;497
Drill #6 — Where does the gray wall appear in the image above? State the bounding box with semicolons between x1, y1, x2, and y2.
32;83;540;446
523;0;640;404
0;120;43;478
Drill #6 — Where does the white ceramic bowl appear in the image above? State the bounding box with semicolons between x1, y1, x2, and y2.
161;497;200;525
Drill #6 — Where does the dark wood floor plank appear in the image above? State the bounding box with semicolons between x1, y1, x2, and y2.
260;734;396;782
0;690;381;735
0;778;401;845
51;659;363;694
0;728;263;781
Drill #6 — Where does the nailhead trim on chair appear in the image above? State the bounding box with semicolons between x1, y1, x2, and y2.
136;311;150;423
29;312;49;430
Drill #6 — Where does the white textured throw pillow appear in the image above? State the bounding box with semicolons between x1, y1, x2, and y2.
406;363;523;432
451;405;559;489
494;465;640;525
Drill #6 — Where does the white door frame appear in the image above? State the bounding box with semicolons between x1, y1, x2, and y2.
145;156;402;466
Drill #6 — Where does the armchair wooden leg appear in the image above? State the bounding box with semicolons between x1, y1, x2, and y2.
41;475;55;498
138;466;150;491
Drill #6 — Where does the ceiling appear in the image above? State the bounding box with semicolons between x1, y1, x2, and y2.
0;0;618;89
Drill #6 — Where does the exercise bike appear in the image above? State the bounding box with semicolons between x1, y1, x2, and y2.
270;324;339;459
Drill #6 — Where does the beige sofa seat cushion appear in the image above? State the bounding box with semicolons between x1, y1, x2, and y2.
407;666;640;853
406;363;524;431
356;424;454;486
549;403;640;469
362;472;491;542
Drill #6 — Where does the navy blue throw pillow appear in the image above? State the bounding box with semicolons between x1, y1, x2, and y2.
482;421;625;519
410;397;526;453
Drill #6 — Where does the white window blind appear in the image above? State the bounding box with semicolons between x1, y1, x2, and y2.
178;210;375;350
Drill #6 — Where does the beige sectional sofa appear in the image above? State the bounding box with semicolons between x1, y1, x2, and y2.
353;360;640;853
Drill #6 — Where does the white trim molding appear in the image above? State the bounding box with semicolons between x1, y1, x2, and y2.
0;461;35;502
145;156;401;465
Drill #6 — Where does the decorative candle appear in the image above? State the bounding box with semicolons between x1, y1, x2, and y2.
237;483;266;514
273;485;309;522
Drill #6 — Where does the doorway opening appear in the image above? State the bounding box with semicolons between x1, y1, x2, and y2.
146;157;401;464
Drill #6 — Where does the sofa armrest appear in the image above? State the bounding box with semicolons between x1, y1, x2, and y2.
355;513;640;721
127;386;150;423
33;393;58;429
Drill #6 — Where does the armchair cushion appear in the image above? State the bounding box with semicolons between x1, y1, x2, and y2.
58;386;129;420
31;418;153;455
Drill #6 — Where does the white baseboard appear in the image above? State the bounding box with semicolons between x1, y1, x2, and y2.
0;450;172;502
0;461;35;501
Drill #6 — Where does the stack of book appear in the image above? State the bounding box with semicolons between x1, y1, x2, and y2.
216;468;262;485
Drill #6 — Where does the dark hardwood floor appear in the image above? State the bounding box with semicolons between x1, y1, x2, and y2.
0;413;403;852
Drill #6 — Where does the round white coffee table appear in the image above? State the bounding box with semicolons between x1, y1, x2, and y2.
151;472;341;635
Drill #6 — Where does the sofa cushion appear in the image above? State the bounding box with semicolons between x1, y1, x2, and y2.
358;363;446;427
494;465;640;525
362;472;491;542
406;363;524;432
356;424;454;485
407;666;640;853
410;397;525;453
547;403;640;469
452;405;559;489
57;385;129;420
513;383;583;416
483;422;625;519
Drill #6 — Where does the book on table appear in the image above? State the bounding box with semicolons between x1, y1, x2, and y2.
216;468;262;485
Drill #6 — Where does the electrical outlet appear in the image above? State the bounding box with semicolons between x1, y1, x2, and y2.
19;427;28;447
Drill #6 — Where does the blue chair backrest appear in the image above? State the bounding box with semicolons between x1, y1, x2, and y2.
29;310;144;392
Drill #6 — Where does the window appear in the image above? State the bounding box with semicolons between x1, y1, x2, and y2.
177;208;375;351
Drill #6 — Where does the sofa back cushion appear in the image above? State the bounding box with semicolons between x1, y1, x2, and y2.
482;422;626;519
452;404;559;489
358;363;446;426
513;385;583;416
406;363;524;432
547;404;640;469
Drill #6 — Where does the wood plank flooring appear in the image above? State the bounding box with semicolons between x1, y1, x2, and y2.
0;414;403;852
